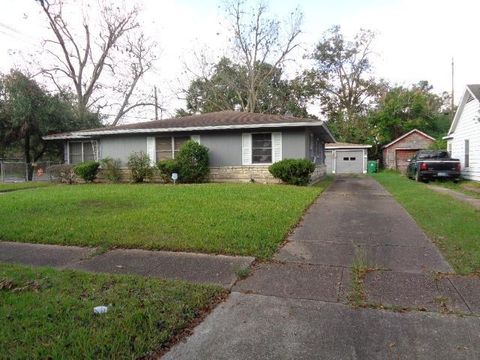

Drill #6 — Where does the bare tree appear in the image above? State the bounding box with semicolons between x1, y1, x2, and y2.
224;0;303;112
37;0;157;124
111;34;157;125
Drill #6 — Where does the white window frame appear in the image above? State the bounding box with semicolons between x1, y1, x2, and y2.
68;140;98;164
153;135;198;163
243;132;282;165
251;132;273;165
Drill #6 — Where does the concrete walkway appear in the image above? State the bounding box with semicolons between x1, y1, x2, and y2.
164;176;480;359
428;184;480;210
0;241;254;288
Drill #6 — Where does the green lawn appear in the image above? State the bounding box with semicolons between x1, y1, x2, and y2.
0;263;223;359
0;181;53;192
372;172;480;274
0;181;330;259
432;179;480;199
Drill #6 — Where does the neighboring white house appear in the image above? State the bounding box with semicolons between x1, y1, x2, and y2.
444;84;480;181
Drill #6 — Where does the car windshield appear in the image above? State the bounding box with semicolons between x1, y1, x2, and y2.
417;150;449;159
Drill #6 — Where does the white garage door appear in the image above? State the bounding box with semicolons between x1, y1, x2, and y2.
335;150;363;174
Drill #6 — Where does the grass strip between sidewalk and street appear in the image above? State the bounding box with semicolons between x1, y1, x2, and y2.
372;172;480;275
0;263;224;359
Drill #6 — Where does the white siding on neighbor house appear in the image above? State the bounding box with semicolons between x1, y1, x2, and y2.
449;100;480;181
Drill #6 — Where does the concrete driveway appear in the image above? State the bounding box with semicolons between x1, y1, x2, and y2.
163;176;480;360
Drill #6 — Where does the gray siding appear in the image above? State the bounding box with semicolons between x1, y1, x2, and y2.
282;129;306;159
200;129;308;166
100;135;147;165
199;132;243;166
97;128;310;167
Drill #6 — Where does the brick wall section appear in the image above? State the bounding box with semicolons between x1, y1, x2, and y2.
383;132;434;170
97;165;326;184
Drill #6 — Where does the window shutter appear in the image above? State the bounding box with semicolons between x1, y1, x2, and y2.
272;132;282;163
191;135;200;143
146;136;156;165
65;141;69;164
242;133;252;165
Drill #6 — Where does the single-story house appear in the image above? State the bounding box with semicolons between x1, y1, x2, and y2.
325;142;371;174
444;84;480;181
44;111;335;183
382;129;435;172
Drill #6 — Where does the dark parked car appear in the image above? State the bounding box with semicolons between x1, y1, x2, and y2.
406;150;461;182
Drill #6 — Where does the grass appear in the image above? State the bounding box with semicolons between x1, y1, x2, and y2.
0;181;53;192
0;180;330;259
348;249;376;307
372;171;480;274
0;263;224;359
431;179;480;199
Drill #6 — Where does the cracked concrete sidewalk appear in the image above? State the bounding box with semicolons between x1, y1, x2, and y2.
164;176;480;360
0;241;254;288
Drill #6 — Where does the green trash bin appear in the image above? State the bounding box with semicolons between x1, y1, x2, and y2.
367;160;377;173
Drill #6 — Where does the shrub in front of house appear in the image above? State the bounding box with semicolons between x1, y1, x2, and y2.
73;161;100;182
100;157;122;183
269;159;316;186
127;151;154;183
47;164;76;184
157;159;180;183
175;140;210;183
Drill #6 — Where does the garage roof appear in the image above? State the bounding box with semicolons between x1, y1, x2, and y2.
382;129;435;149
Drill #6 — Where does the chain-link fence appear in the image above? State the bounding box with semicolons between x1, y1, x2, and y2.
0;161;61;182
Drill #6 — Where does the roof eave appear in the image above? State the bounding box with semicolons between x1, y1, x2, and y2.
382;129;435;149
44;121;331;140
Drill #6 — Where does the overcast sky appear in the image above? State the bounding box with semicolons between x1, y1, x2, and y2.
0;0;479;123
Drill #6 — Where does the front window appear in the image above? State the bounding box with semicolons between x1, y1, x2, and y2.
69;141;97;164
252;133;272;164
155;136;191;161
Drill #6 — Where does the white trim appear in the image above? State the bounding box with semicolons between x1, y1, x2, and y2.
241;133;252;165
43;121;331;140
191;135;200;143
382;129;435;149
146;136;156;165
65;140;69;164
272;132;282;163
363;149;368;174
448;85;480;135
325;144;372;149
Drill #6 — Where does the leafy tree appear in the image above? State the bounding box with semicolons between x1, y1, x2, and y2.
368;82;450;144
0;70;101;178
307;26;386;142
178;57;313;118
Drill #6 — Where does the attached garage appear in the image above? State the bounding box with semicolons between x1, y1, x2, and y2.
325;143;372;174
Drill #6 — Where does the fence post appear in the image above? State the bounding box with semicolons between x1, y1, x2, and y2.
0;161;3;183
